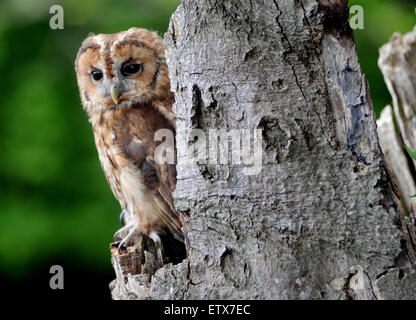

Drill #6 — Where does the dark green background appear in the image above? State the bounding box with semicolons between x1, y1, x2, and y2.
0;0;414;297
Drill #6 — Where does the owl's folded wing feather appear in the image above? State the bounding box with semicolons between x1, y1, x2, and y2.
122;136;184;242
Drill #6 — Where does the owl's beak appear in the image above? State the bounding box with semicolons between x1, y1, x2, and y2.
111;86;120;104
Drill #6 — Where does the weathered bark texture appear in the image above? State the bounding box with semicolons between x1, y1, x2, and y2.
110;237;164;299
379;27;416;158
110;1;416;299
377;106;416;211
378;27;416;211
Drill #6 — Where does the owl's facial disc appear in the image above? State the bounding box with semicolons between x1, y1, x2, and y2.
88;64;141;107
85;55;152;108
76;29;170;115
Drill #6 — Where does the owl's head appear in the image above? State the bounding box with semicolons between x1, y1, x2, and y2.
75;28;171;116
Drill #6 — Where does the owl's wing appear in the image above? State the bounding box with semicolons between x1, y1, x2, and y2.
122;135;184;242
152;97;176;128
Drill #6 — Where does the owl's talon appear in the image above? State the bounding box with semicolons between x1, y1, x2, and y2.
113;223;134;242
117;226;140;250
120;209;127;226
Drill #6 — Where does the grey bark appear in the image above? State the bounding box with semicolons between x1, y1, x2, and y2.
378;27;416;212
377;105;416;211
379;27;416;164
110;1;416;299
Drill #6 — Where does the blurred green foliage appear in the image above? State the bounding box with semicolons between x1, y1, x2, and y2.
0;0;414;280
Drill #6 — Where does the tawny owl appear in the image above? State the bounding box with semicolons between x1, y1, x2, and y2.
75;27;185;263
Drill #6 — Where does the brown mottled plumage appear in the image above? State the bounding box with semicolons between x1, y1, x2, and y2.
75;28;184;261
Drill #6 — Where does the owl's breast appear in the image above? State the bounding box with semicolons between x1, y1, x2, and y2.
90;107;160;206
90;105;178;235
92;122;126;208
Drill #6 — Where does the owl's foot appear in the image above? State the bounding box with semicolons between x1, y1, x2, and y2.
113;223;140;249
113;223;131;242
113;226;184;267
117;225;140;250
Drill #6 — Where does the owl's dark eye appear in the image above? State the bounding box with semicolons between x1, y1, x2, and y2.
121;63;141;77
91;69;103;81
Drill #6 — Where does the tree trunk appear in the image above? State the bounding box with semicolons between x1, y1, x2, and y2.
110;0;416;299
